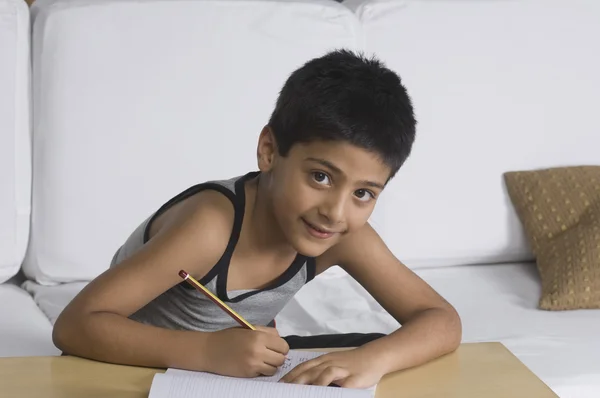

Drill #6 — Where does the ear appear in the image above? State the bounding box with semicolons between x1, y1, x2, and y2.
256;126;278;172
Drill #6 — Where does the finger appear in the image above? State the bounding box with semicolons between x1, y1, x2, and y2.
280;358;323;383
282;361;330;384
264;336;290;355
285;364;339;386
313;367;350;387
257;362;279;377
282;366;321;385
262;349;286;368
337;376;361;389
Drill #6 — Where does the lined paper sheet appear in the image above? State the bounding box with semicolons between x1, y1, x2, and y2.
164;350;377;393
148;373;374;398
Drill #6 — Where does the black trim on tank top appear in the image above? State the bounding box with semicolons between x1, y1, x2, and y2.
305;257;317;283
201;172;255;287
142;183;236;244
215;172;311;303
141;172;257;290
222;255;309;303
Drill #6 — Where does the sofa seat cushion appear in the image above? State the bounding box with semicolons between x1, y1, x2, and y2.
22;280;87;326
0;284;59;357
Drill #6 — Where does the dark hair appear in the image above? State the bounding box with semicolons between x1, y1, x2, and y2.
268;49;416;179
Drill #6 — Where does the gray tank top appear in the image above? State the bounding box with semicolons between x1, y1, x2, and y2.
109;171;316;332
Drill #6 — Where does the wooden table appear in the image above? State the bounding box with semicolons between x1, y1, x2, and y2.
0;342;558;398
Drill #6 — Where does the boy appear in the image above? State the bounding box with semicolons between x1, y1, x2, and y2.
53;49;461;389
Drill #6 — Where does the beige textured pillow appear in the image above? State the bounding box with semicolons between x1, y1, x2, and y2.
504;166;600;310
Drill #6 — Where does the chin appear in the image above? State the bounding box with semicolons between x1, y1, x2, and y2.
289;235;336;258
293;243;328;258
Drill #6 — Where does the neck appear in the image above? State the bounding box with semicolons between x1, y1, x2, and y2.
241;173;296;257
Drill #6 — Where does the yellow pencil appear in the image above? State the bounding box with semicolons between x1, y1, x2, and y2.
178;270;256;330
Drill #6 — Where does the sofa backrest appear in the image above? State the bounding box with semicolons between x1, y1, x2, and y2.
0;0;31;283
347;0;600;268
22;0;362;284
22;0;600;285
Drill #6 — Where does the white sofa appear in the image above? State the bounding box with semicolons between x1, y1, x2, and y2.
2;0;600;396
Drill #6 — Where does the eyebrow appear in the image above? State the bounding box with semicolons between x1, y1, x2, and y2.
304;157;386;190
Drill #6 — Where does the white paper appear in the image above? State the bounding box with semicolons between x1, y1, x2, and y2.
152;350;376;397
148;372;373;398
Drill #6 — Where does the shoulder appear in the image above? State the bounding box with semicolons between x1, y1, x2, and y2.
161;188;234;236
151;186;235;235
315;222;386;274
148;188;236;272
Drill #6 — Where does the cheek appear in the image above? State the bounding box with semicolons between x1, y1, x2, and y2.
275;179;317;216
345;204;374;230
271;176;304;214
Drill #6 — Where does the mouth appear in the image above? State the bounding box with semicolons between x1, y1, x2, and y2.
301;218;338;240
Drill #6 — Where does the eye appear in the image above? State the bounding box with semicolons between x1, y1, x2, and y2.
312;171;331;186
354;189;375;202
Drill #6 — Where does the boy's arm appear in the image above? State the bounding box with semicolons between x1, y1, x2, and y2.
281;222;461;388
338;222;462;372
53;191;288;376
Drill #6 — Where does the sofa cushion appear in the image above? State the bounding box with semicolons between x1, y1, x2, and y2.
345;0;600;268
0;0;31;283
505;166;600;310
24;0;362;284
0;284;59;357
22;280;88;325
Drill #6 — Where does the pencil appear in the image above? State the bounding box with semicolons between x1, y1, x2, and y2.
178;270;256;330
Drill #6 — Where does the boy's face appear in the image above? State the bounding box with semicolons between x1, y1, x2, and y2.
257;128;391;257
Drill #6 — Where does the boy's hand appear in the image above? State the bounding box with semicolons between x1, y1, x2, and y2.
280;348;384;389
204;326;289;378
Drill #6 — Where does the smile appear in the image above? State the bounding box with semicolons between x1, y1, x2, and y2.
302;218;337;239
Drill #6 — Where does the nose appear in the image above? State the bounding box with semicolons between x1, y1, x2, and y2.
318;192;346;225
